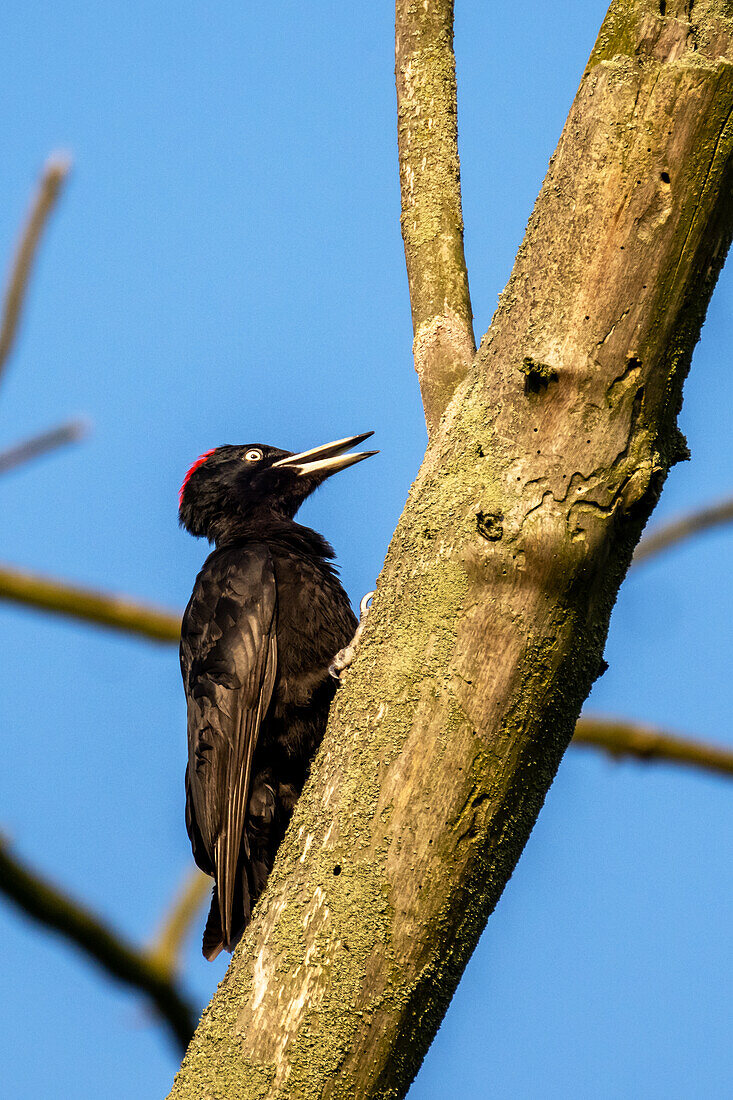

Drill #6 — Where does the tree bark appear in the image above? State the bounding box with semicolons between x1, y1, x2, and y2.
396;0;475;436
169;2;733;1097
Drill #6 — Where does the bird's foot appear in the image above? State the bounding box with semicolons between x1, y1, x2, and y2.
329;591;374;683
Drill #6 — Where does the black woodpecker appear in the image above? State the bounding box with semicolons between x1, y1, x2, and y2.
178;433;376;959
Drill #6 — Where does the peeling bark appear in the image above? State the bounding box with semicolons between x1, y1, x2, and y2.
169;3;733;1097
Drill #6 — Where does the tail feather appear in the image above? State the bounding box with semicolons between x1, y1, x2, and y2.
202;776;291;959
247;778;277;902
202;887;224;961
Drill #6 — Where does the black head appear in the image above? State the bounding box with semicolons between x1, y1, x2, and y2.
179;433;376;544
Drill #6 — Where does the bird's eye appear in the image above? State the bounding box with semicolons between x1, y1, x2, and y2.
244;449;263;462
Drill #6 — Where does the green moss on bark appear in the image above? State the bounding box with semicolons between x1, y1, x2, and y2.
169;2;733;1097
588;0;646;69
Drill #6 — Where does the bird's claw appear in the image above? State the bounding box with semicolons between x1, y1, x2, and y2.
329;645;355;681
359;590;374;618
329;590;375;683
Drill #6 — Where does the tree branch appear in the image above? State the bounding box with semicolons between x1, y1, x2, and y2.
396;0;475;436
0;563;180;642
170;4;733;1097
0;836;197;1052
148;869;211;977
152;705;733;987
632;496;733;566
0;418;89;476
0;154;71;384
573;717;733;778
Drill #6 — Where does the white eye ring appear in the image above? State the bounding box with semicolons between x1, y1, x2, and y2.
244;448;263;462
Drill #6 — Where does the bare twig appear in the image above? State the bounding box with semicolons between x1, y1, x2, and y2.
632;496;733;567
0;563;181;643
573;717;733;778
0;418;89;476
396;0;475;435
148;869;211;977
0;835;197;1051
0;154;71;384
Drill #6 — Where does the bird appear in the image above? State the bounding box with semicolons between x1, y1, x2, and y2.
178;432;376;960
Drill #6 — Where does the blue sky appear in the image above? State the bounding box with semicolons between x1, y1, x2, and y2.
0;3;730;1097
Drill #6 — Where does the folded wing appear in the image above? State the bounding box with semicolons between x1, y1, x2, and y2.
180;544;277;954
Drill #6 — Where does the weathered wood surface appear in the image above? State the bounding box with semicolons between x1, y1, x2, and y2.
169;3;733;1097
396;0;475;436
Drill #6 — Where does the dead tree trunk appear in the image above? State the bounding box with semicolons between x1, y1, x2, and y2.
169;2;733;1096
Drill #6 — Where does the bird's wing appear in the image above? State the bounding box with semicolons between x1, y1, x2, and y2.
180;544;277;946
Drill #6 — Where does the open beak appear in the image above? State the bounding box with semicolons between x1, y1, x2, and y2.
271;432;377;479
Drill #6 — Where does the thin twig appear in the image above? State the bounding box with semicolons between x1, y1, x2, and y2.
0;563;181;643
396;0;475;435
632;496;733;567
0;154;71;384
573;716;733;778
148;869;211;976
0;418;89;476
0;835;197;1051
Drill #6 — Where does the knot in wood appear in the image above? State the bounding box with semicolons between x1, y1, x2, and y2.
476;510;504;541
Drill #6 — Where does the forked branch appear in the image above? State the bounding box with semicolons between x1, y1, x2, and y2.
169;2;733;1094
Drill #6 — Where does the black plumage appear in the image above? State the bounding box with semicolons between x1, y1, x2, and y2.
178;434;375;959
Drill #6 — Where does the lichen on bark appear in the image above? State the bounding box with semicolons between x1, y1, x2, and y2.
169;2;733;1097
